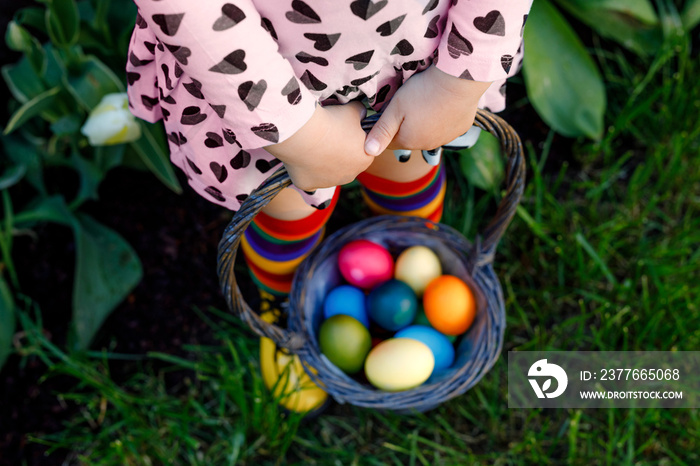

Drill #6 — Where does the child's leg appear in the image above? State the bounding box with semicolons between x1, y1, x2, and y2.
241;186;339;297
358;149;446;222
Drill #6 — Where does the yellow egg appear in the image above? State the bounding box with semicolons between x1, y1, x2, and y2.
394;246;442;297
364;338;435;391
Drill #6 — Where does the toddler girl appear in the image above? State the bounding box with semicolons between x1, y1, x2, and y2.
127;0;532;410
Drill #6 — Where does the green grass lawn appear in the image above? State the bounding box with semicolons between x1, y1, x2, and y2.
12;26;700;466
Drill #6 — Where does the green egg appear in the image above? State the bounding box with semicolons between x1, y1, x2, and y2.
319;315;372;374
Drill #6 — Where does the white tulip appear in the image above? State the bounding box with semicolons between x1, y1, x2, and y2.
81;93;141;146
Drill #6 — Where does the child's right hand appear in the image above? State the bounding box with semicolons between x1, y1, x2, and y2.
264;102;374;192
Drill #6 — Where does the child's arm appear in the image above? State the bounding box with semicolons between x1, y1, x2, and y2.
365;0;534;155
133;0;373;191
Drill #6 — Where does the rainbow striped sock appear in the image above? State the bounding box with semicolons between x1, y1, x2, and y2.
242;188;339;296
356;161;446;222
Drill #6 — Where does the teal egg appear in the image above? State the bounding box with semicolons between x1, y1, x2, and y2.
367;279;417;331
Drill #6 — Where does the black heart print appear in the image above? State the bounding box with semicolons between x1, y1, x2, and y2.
160;64;173;90
144;42;156;54
183;79;204;99
180;106;207;125
474;11;506;36
296;52;329;66
141;95;159;110
236;194;249;203
422;0;439;15
210;162;228;183
223;128;239;145
376;15;406;37
230;150;251;169
281;77;302;105
158;87;176;104
303;33;340;52
135;13;147;29
300;70;327;91
345;50;373;70
501;54;513;73
129;52;153;67
459;68;473;79
390;39;414;56
210;104;226;118
186;158;202;175
238;80;268;111
251;123;279;143
213;4;246;31
163;43;191;65
127;72;140;85
174;63;183;78
204;186;226;202
168;132;187;146
205;132;223;148
446;24;473;58
255;158;282;173
350;0;388;20
261;18;278;40
152;13;184;36
351;71;379;86
286;0;321;24
425;15;440;38
209;50;246;74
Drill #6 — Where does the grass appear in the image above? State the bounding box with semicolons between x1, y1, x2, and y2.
9;15;700;466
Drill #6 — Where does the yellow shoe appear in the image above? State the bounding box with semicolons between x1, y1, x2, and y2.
258;292;328;415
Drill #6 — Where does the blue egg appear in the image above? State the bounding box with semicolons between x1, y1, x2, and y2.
395;325;455;373
323;285;369;328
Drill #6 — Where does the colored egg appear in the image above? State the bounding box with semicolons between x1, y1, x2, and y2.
323;285;369;328
412;306;457;342
423;275;476;335
365;338;435;391
338;240;393;289
367;279;417;331
394;246;442;297
395;325;455;373
319;315;371;374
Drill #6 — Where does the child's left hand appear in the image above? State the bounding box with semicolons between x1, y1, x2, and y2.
364;66;492;156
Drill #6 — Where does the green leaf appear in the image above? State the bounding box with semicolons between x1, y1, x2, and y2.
50;114;81;136
3;87;61;135
5;21;34;52
0;165;27;190
71;152;104;205
2;59;45;104
71;213;142;350
14;195;74;228
1;135;45;195
458;131;504;191
554;0;662;56
0;277;16;370
64;55;123;111
95;143;125;173
130;121;182;194
682;0;700;31
523;0;606;139
46;0;80;47
15;7;47;34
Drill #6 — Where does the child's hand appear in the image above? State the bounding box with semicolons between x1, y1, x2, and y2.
364;66;492;156
265;102;374;191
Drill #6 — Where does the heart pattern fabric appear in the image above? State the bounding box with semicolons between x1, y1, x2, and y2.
126;0;530;210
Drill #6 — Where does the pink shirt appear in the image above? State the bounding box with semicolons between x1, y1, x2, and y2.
127;0;532;210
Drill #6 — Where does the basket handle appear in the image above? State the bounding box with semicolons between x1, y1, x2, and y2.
217;108;524;349
469;109;526;267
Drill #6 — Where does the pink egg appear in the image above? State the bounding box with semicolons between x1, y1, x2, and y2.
338;240;393;289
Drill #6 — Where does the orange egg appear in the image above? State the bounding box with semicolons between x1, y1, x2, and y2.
422;275;476;335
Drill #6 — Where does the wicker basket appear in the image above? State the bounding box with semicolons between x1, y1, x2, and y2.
217;109;525;412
